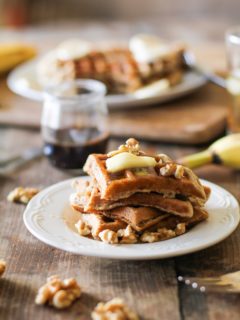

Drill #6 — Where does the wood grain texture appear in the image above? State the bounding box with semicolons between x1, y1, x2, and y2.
175;164;240;320
0;130;182;320
1;21;240;320
0;130;240;320
109;84;228;144
0;80;228;144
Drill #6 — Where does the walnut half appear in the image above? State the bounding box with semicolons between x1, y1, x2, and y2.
160;163;185;179
92;298;139;320
7;187;39;204
107;138;140;157
140;223;186;243
99;229;119;244
117;225;138;244
75;219;91;236
35;275;81;309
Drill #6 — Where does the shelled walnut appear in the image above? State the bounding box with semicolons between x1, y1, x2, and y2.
141;224;187;243
75;219;91;236
156;153;172;164
92;298;139;320
7;187;39;204
0;260;6;277
107;138;140;157
35;275;81;309
99;229;119;244
160;163;185;179
117;225;138;244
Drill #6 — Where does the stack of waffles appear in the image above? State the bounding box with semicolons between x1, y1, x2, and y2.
37;35;185;94
70;139;210;244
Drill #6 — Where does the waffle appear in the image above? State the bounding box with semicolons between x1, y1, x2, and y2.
137;44;185;81
71;178;194;218
152;207;208;231
102;206;170;232
77;206;208;236
72;47;184;93
73;49;142;93
83;154;207;205
104;206;208;232
37;38;185;94
70;138;210;244
81;213;127;237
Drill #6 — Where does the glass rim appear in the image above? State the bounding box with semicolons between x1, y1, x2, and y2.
44;79;107;101
225;25;240;45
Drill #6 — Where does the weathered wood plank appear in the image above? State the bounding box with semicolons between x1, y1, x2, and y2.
175;165;240;320
0;128;181;320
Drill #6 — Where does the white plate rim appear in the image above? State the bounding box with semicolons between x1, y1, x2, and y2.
23;177;240;260
7;58;207;109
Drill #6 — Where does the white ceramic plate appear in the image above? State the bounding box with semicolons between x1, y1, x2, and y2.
23;177;239;260
7;59;206;109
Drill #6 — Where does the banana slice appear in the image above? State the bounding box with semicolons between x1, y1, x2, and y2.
106;152;157;173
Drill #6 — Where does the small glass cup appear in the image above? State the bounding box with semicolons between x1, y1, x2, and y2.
226;26;240;133
41;79;109;171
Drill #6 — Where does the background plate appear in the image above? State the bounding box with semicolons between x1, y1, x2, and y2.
23;177;240;260
7;58;206;109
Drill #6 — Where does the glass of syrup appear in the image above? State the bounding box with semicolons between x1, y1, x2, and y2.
41;79;109;171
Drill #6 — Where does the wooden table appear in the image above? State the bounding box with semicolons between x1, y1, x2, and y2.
1;22;240;320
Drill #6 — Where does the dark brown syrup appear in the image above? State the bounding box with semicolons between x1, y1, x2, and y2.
43;126;109;169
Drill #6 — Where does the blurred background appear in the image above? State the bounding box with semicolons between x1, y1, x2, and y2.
0;0;239;77
0;0;239;43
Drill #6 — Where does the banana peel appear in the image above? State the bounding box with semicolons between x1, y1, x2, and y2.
179;134;240;169
0;43;36;75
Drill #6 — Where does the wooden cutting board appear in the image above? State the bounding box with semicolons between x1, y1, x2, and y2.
0;80;228;144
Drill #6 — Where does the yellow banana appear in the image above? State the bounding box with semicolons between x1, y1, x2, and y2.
0;43;36;74
179;133;240;169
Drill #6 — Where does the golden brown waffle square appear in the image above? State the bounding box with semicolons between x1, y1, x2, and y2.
102;206;208;232
72;49;142;94
75;205;208;234
138;44;185;81
83;154;207;205
61;47;185;94
81;213;127;237
102;206;170;232
152;207;209;231
71;178;194;218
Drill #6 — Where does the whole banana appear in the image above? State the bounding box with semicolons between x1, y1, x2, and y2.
0;43;36;75
179;134;240;169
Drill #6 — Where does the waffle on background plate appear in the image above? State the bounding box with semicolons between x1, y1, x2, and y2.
37;34;185;94
70;138;210;244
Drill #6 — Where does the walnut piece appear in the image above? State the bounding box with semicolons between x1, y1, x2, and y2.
160;163;185;179
75;219;91;236
156;228;176;240
174;164;185;179
140;231;160;243
175;223;186;236
35;275;81;309
125;138;140;153
99;229;118;244
118;226;138;244
107;138;140;157
91;298;139;320
0;260;6;277
156;153;172;164
141;224;186;243
7;187;39;204
160;163;176;177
